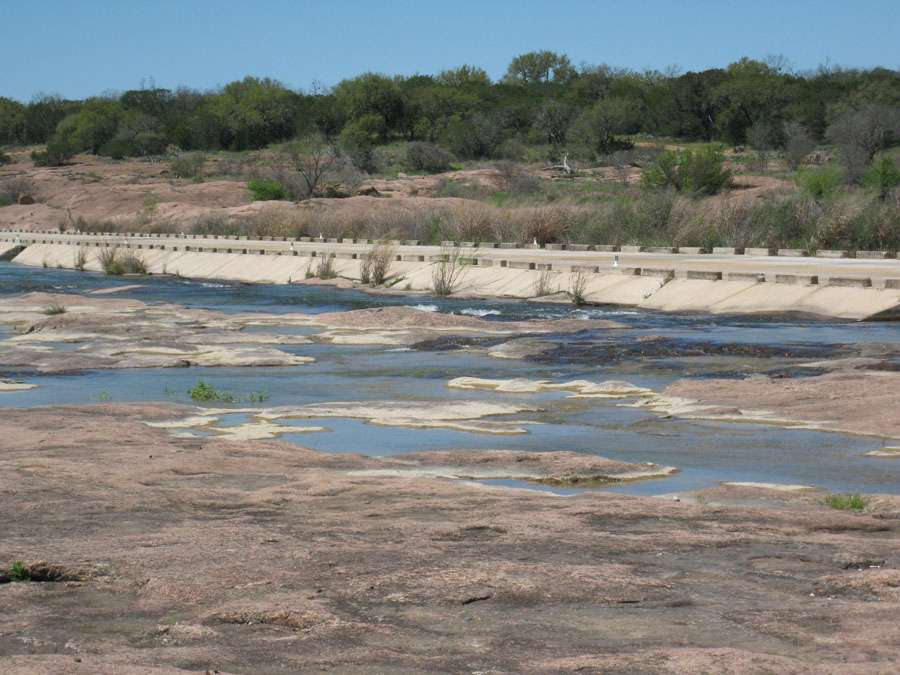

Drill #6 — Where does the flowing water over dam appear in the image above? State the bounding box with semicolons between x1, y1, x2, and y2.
3;262;900;496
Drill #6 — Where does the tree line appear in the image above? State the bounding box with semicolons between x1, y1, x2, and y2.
1;52;899;173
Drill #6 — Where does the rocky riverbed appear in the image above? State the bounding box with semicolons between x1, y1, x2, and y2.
2;403;900;673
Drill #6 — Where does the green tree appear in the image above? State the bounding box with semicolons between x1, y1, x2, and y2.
503;51;574;85
206;76;298;150
55;98;123;153
713;58;792;144
572;97;640;154
0;98;27;145
435;65;491;88
334;73;406;140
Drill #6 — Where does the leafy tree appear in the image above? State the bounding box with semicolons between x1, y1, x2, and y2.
535;99;576;145
207;76;298;150
334;73;406;140
55;98;123;153
713;58;792;144
25;95;81;144
572;97;640;154
0;98;27;145
435;65;491;88
504;51;574;85
339;118;377;173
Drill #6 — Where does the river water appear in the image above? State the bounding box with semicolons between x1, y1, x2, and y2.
3;262;900;496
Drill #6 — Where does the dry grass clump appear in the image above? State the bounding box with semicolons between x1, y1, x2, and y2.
359;240;396;286
96;247;147;275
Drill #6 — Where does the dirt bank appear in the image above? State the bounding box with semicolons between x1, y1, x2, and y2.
2;403;900;672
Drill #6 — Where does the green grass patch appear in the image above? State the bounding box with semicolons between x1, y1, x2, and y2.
823;492;866;511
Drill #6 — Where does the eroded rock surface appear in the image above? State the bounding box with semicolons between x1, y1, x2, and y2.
2;403;899;672
656;369;900;439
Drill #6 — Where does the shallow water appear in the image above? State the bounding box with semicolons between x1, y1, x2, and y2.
2;263;900;496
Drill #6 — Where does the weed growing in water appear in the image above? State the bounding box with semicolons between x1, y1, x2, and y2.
188;381;269;403
570;267;591;306
89;390;112;402
532;267;556;297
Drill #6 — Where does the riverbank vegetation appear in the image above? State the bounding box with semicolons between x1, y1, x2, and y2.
2;53;899;252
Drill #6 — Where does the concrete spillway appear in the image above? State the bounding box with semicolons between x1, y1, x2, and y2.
4;240;900;321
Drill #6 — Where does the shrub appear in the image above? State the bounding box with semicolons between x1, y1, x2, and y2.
798;167;842;198
248;179;290;201
96;247;147;275
43;303;67;315
678;146;732;195
169;153;207;178
315;252;337;279
642;147;732;195
432;245;471;295
570;267;591;306
0;150;11;166
73;245;89;271
405;142;454;173
864;155;900;201
188;381;268;403
98;138;134;160
0;175;37;205
359;240;395;286
31;136;77;167
9;561;30;582
532;267;556;297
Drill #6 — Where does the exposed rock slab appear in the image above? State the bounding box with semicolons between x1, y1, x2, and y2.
1;403;899;672
653;370;900;439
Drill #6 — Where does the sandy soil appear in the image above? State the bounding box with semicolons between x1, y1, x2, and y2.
2;402;899;673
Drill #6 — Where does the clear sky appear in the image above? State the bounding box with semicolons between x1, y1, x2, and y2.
3;0;899;102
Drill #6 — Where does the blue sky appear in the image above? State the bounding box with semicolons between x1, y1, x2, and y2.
3;0;899;101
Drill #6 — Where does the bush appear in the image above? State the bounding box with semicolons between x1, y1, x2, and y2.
642;147;732;196
0;176;37;206
98;138;133;160
405;142;454;173
248;179;290;201
359;240;395;286
31;136;77;167
169;153;207;178
189;381;268;403
96;247;147;275
798;167;842;198
678;146;732;195
0;150;11;166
